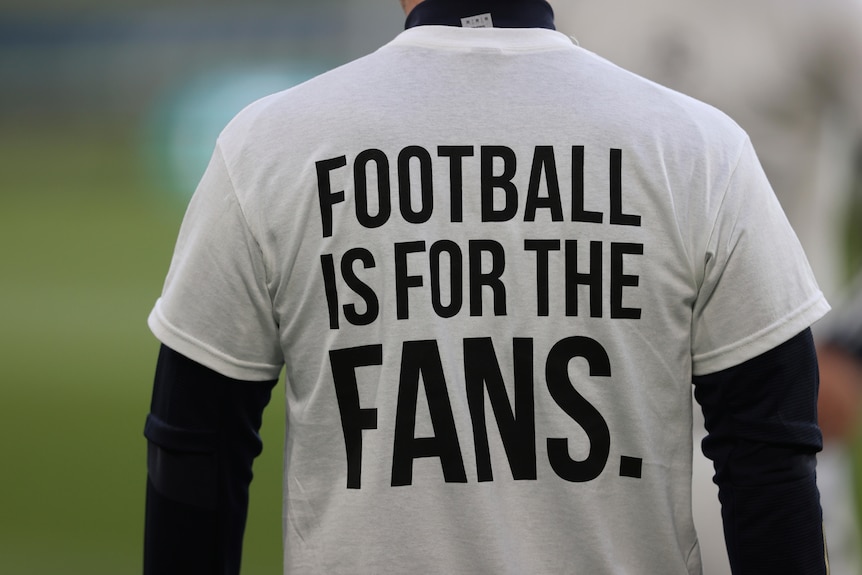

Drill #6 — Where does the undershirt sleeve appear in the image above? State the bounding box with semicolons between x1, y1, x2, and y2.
144;344;277;575
692;328;827;574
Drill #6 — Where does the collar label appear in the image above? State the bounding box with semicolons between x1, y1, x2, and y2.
461;13;494;28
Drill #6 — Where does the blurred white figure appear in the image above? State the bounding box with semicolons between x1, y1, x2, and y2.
551;0;862;572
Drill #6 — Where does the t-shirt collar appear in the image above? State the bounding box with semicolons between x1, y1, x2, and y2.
405;0;555;30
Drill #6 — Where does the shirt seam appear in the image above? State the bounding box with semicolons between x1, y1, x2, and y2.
150;302;283;380
692;292;828;375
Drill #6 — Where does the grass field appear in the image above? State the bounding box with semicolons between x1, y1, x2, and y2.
0;121;284;574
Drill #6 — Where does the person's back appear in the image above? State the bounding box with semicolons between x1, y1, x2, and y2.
143;1;830;573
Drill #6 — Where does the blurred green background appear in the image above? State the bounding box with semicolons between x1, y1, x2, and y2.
1;2;862;574
0;2;399;573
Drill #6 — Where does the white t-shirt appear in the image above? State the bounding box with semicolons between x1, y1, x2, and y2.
149;26;828;575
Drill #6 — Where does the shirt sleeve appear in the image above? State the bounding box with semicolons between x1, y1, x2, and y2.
149;142;284;382
691;137;830;375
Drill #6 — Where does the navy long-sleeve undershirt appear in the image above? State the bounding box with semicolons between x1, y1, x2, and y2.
693;328;826;574
143;345;277;575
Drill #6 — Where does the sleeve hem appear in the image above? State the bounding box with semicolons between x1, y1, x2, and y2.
692;293;830;376
148;300;283;382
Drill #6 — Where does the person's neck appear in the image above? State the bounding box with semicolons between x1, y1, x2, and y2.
405;0;555;30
